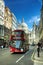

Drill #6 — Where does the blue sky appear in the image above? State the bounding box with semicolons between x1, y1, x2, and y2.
4;0;42;30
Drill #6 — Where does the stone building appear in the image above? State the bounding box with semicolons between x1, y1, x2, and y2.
4;7;12;41
12;13;18;31
39;0;43;43
18;18;29;34
18;18;29;45
4;7;18;42
0;0;5;39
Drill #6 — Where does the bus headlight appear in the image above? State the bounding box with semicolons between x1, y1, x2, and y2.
21;49;23;52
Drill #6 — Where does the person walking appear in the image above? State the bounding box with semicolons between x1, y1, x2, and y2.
37;42;41;57
37;46;40;57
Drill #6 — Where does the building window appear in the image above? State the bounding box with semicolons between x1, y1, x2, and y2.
0;10;3;15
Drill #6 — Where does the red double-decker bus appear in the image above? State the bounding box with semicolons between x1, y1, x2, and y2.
9;30;29;53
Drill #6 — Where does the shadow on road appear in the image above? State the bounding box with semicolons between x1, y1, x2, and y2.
11;52;25;54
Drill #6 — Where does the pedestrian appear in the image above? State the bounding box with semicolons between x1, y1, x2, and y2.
37;46;40;57
37;42;41;48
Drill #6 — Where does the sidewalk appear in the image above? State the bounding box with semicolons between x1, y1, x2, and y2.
33;48;43;65
35;51;43;61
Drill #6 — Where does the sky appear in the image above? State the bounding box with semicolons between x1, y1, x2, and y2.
4;0;42;31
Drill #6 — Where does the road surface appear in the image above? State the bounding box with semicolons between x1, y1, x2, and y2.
0;46;34;65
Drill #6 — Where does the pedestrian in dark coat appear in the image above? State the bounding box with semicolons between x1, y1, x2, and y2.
37;46;40;57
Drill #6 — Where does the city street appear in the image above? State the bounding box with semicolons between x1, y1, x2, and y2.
0;0;43;65
0;46;34;65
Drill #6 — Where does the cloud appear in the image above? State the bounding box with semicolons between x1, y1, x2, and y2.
29;28;32;31
26;16;40;31
29;16;40;25
18;16;40;31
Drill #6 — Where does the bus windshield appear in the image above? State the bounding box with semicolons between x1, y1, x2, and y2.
12;31;22;35
9;40;21;48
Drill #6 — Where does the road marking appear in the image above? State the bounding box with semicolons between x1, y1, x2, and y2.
16;49;33;63
34;59;43;63
16;50;30;63
31;52;43;63
16;46;35;63
25;51;30;55
16;55;24;63
31;46;36;60
31;46;43;63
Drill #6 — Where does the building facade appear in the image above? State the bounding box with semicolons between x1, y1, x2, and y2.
39;0;43;43
0;0;5;25
12;13;18;31
28;31;33;45
18;18;29;44
18;18;29;34
4;7;12;29
4;7;12;41
0;0;5;38
4;7;18;42
35;25;39;44
30;22;39;45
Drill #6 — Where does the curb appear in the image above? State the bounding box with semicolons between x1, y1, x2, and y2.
31;51;43;63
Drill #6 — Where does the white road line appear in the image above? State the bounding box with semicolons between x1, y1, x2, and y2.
16;50;31;63
25;50;30;55
16;47;34;63
16;55;24;63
